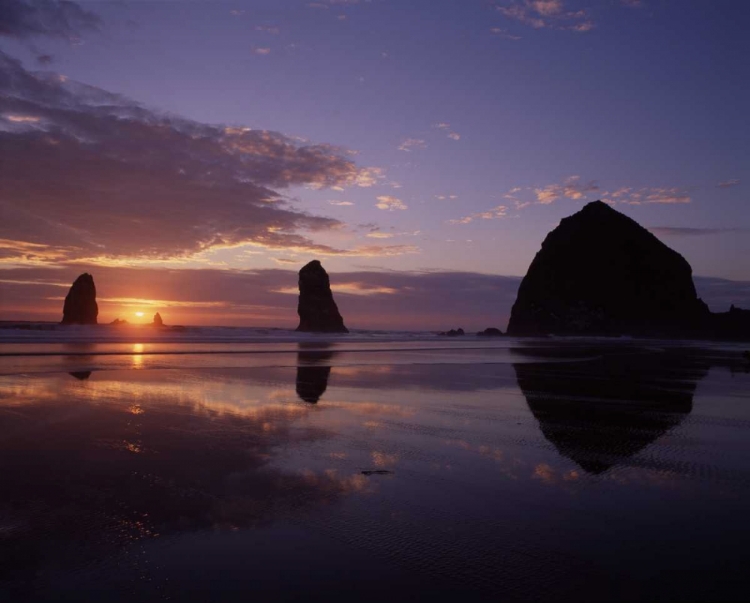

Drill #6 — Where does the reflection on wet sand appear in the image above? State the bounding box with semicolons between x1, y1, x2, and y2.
0;372;364;597
1;343;750;602
513;347;713;474
68;371;92;380
296;343;336;404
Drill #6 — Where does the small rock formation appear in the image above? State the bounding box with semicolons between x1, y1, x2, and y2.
477;327;503;337
109;318;128;326
710;305;750;340
61;273;98;325
507;201;710;337
296;260;348;333
438;328;465;336
152;312;164;327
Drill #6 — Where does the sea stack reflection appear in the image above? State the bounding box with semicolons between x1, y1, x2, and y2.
296;260;348;333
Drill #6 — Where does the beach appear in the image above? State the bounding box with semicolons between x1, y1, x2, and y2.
1;332;749;601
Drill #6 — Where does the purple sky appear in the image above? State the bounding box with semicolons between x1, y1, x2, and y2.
1;0;748;328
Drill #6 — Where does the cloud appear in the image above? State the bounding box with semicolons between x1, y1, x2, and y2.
495;1;594;32
397;138;426;152
36;53;53;65
328;200;354;206
253;47;271;55
375;196;407;211
717;179;740;188
534;176;600;204
648;227;739;237
0;0;101;40
490;27;522;40
601;186;692;205
448;205;507;225
433;122;461;141
0;50;410;265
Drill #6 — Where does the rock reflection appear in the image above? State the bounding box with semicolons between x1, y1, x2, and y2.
68;370;92;380
296;343;336;404
513;347;709;474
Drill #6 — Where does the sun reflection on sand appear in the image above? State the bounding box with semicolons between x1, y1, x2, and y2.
132;343;144;368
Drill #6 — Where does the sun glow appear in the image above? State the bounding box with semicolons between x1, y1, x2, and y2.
135;311;144;317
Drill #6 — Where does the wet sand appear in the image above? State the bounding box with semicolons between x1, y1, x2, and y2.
1;340;749;601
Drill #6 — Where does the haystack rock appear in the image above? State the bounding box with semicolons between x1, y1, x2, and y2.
296;260;348;333
152;312;164;327
61;273;98;325
507;201;710;337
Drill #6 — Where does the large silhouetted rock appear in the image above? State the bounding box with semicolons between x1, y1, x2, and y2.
61;273;98;325
296;260;348;333
507;201;710;337
152;312;164;327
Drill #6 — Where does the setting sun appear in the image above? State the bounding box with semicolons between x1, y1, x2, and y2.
134;311;144;318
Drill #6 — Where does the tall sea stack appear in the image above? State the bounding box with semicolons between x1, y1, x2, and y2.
296;260;348;333
507;201;710;337
61;273;99;325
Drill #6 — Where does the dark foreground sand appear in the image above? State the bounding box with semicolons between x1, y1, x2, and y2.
0;340;749;601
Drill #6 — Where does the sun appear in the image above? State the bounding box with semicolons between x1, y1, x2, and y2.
135;311;144;318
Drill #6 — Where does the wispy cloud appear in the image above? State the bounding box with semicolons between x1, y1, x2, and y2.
397;138;427;152
534;176;599;204
490;27;522;40
375;196;408;211
717;179;740;188
601;187;692;205
255;25;280;34
649;227;739;237
329;200;354;206
253;47;271;55
495;1;594;32
448;205;508;225
433;122;461;141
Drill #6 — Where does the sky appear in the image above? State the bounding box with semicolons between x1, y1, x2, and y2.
0;0;748;329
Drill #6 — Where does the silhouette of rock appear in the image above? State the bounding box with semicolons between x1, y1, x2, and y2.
513;348;706;473
477;327;503;337
296;260;348;333
61;273;98;325
109;318;127;326
439;328;465;336
152;312;164;327
295;345;335;403
507;201;710;336
710;305;750;340
69;371;92;381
